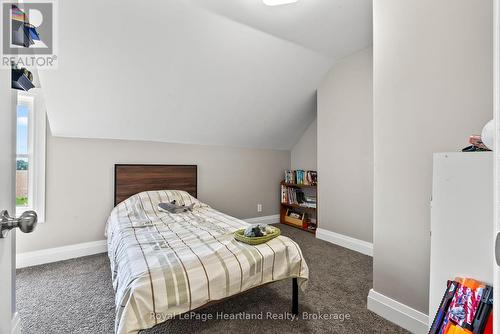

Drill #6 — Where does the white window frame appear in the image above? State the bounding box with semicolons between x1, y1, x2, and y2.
16;91;46;223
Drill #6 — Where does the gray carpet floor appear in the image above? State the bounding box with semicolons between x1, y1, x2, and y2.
16;224;409;334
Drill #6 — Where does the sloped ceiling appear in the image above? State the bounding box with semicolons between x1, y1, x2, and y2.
40;0;371;150
188;0;373;58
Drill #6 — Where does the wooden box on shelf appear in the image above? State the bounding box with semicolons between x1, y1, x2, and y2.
283;209;305;228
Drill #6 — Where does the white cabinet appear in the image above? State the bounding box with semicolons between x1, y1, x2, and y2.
429;152;493;325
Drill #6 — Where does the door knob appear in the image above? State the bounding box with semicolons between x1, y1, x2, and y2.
0;210;37;238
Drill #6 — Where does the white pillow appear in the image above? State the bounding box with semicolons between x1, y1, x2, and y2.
153;190;208;209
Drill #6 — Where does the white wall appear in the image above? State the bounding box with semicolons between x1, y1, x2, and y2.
317;48;373;243
373;0;492;315
17;134;290;253
291;118;317;171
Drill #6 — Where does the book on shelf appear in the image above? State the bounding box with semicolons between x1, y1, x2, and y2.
296;170;305;185
281;184;287;203
284;169;317;185
281;184;317;208
284;170;294;184
306;171;317;185
282;184;298;204
304;195;316;202
303;195;317;208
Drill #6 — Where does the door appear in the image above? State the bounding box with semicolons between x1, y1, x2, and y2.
0;68;18;333
0;70;38;333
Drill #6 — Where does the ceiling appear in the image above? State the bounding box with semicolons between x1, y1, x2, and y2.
188;0;373;58
39;0;372;150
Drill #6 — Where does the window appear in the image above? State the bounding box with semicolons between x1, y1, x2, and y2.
16;103;30;208
15;92;46;222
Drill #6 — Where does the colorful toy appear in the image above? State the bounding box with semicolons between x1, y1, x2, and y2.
431;278;493;334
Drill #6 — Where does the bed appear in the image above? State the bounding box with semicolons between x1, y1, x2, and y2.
106;164;309;334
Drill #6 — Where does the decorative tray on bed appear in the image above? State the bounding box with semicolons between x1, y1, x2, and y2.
234;226;281;245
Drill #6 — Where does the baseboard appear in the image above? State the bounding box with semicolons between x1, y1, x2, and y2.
15;215;279;269
367;289;429;334
315;228;373;256
11;312;21;334
16;240;107;269
244;214;280;225
16;215;280;269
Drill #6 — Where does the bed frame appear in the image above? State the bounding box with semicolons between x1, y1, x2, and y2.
113;164;299;316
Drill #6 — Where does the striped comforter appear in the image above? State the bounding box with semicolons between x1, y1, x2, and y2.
106;190;309;334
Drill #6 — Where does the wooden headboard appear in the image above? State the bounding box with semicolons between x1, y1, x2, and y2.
114;164;197;206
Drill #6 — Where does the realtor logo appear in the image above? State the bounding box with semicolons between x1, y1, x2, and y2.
1;0;58;68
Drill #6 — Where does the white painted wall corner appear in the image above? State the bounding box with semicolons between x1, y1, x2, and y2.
315;228;373;256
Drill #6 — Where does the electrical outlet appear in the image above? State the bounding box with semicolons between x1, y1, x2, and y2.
257;204;262;212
